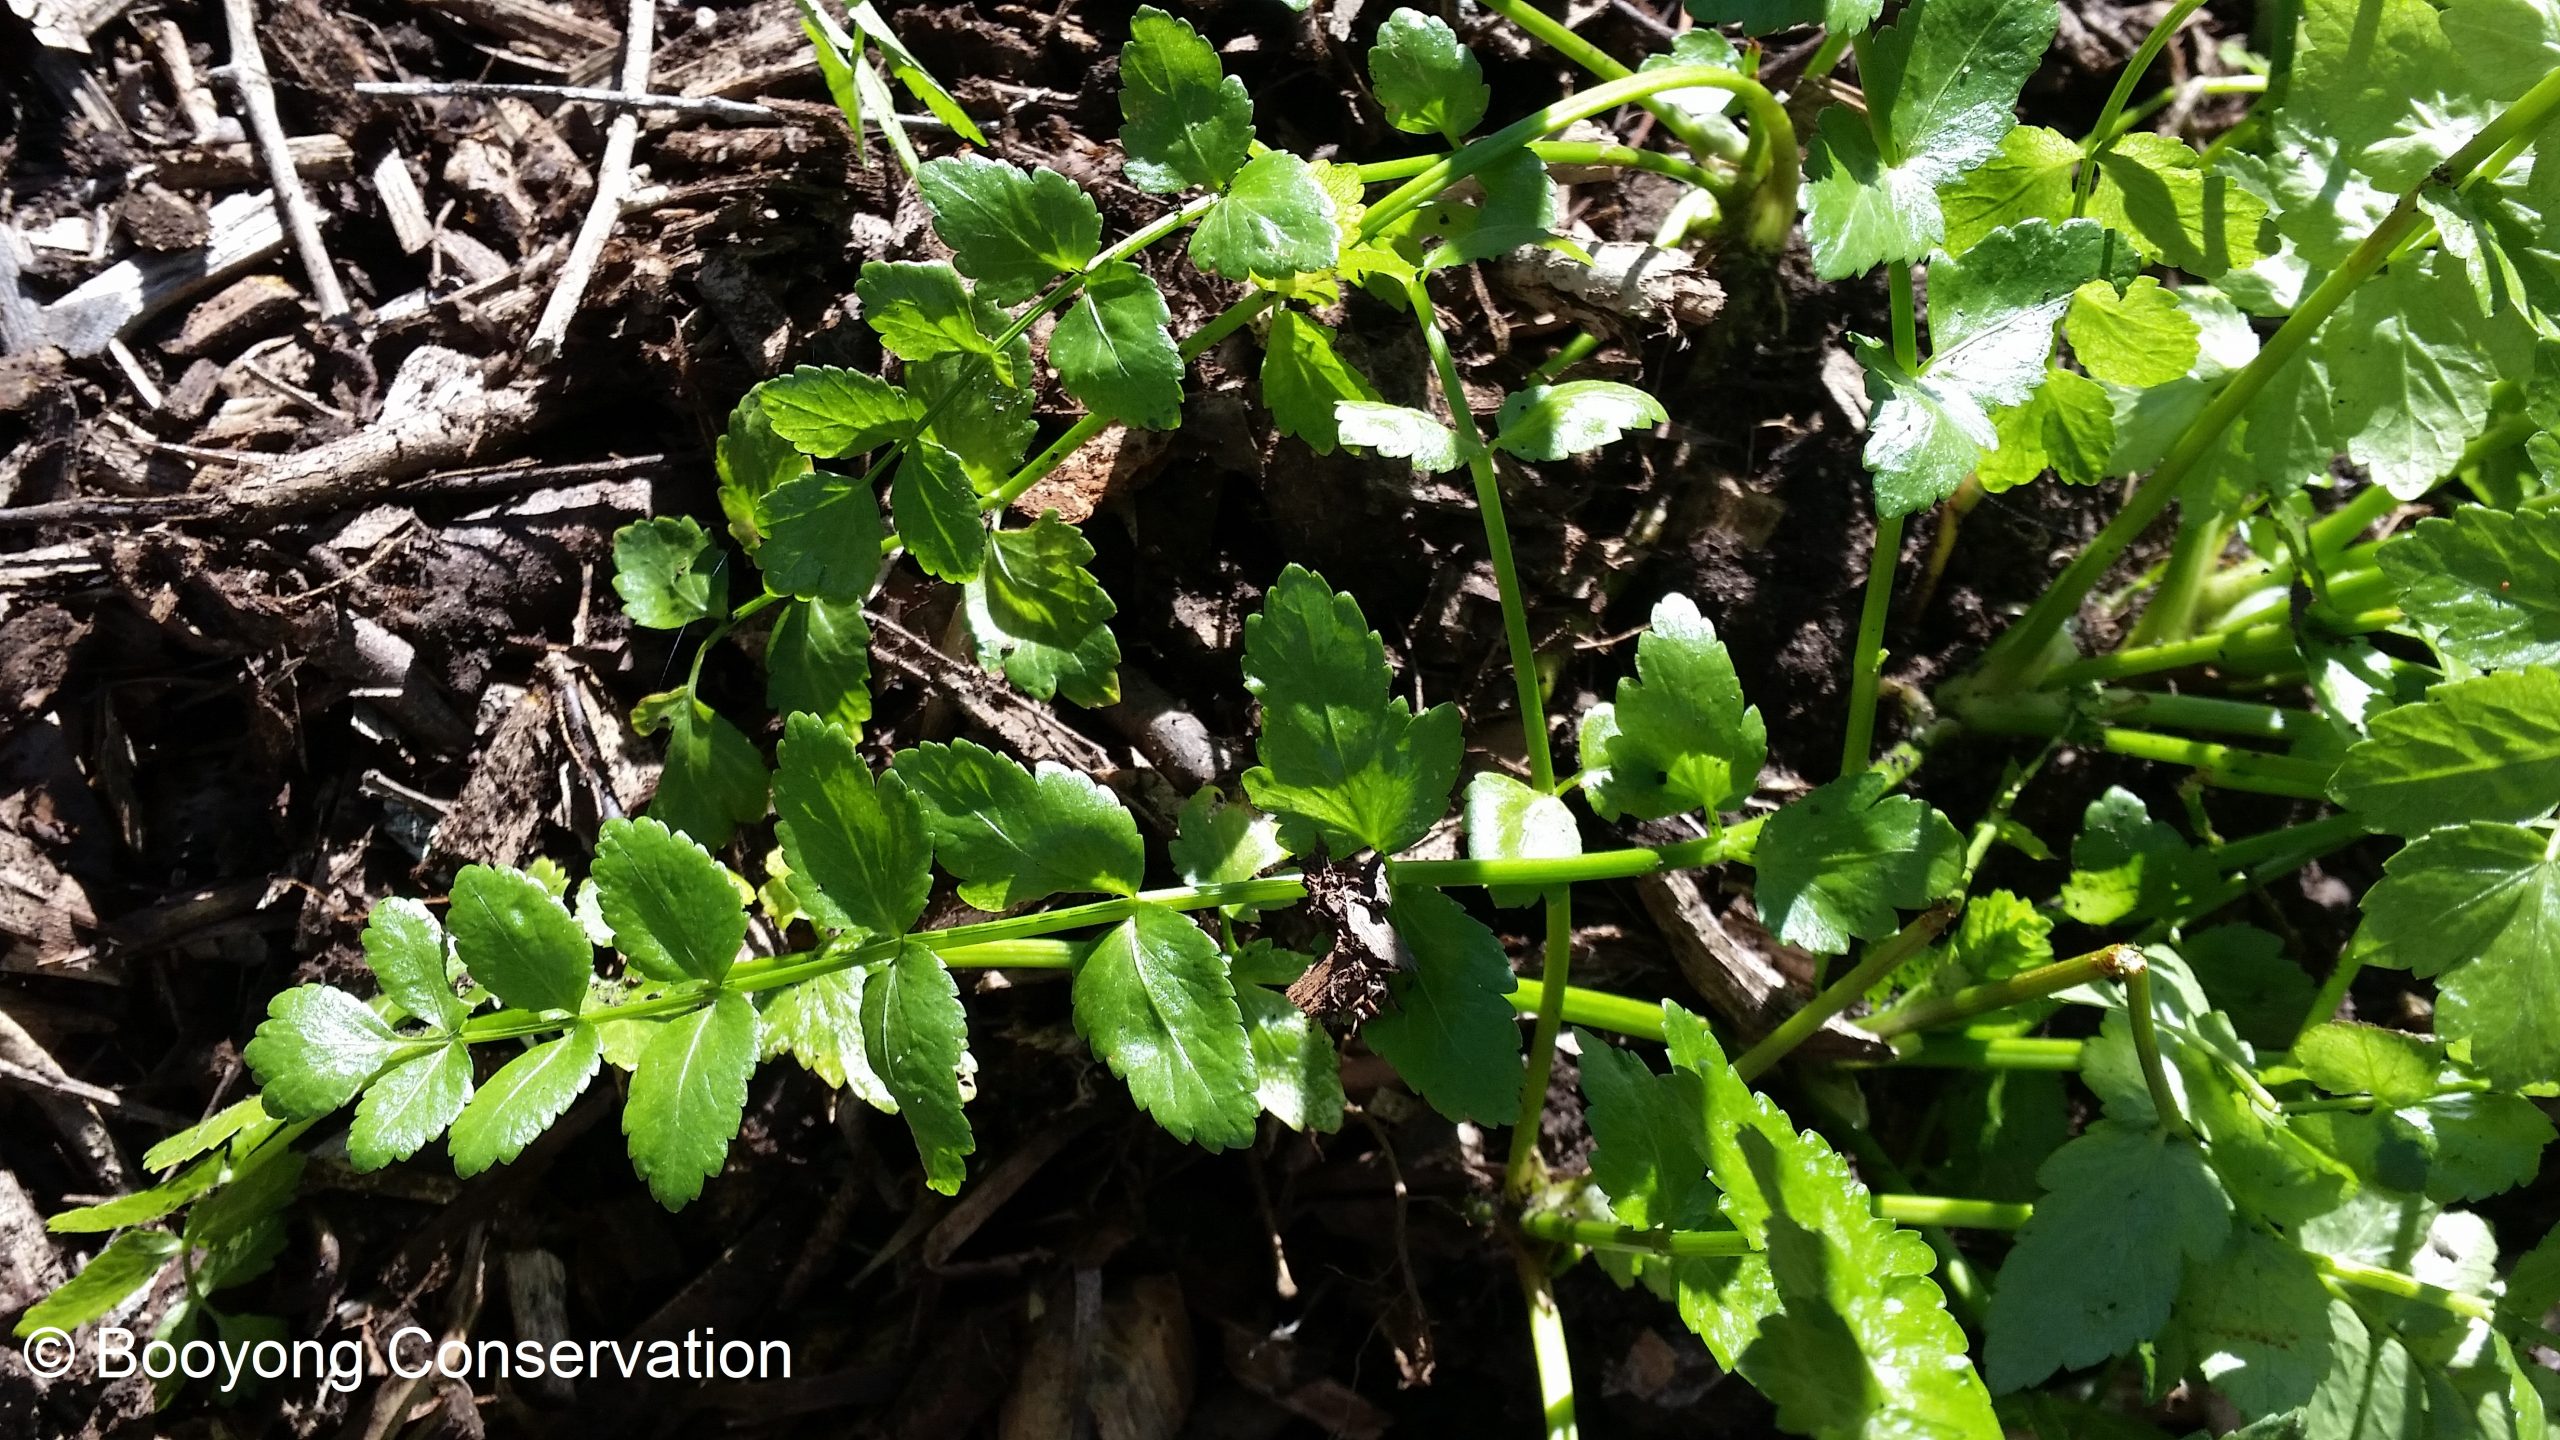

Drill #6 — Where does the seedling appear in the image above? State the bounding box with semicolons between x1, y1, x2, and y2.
32;2;2560;1436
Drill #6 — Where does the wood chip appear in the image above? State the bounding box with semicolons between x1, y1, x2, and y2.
41;190;284;359
164;272;302;356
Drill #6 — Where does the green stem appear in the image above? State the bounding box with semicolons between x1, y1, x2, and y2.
1507;975;1671;1042
1510;892;1578;1199
1519;1212;1755;1257
1356;140;1726;195
1474;0;1739;171
1392;830;1742;889
1960;687;2324;744
1864;944;2141;1039
1515;1245;1581;1440
2124;959;2194;1139
1972;62;2560;692
2092;728;2335;798
2124;511;2230;648
1362;66;1798;253
2318;1255;2496;1323
1842;264;1922;774
2039;605;2401;684
2296;955;2363;1043
457;875;1305;1044
2073;0;2211;213
2139;811;2371;938
1874;1194;2035;1231
1858;1035;2086;1071
1733;906;1958;1081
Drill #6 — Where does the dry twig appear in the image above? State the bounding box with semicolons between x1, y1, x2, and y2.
526;0;656;363
220;0;349;317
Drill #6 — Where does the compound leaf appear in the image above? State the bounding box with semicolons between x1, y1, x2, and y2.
1052;260;1184;429
1490;381;1666;461
447;864;593;1014
766;596;875;734
1983;1120;2232;1391
245;985;407;1120
758;469;887;604
613;517;727;630
1118;5;1253;192
591;817;747;985
1363;884;1524;1123
863;939;975;1193
891;440;987;582
965;513;1121;706
891;737;1144;908
775;713;933;939
363;897;463;1032
623;989;758;1209
1076;903;1259;1150
1242;565;1462;858
757;365;919;458
1369;8;1490;142
855;260;1014;381
347;1042;472;1172
1191;151;1339;281
447;1022;603;1177
632;689;769;851
1752;772;1965;955
2379;506;2560;671
761;966;895;1110
1579;593;1766;822
2352;820;2560;1086
916;155;1103;305
2328;668;2560;834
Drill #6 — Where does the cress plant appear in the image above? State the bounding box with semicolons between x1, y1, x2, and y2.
25;1;2560;1436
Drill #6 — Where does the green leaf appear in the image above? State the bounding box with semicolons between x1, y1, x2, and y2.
1662;1004;2003;1437
1936;124;2079;256
591;817;747;985
1334;401;1468;473
1685;0;1875;36
362;897;463;1031
2328;669;2560;834
2351;820;2560;1086
1752;771;1964;955
766;596;874;734
1190;151;1340;282
1076;904;1259;1149
447;1022;603;1177
863;939;975;1193
1117;5;1253;193
847;0;984;144
13;1229;184;1337
916;155;1103;304
2059;786;2219;926
1464;772;1580;909
717;396;807;546
1242;565;1463;857
2086;134;2272;278
911;349;1038;494
2294;1022;2444;1107
761;966;895;1110
890;737;1144;908
48;1157;223;1233
855;260;1015;381
1239;983;1343;1133
757;469;887;604
2328;254;2501;500
143;1096;268;1173
2289;0;2483;193
1977;365;2115;490
1578;1034;1714;1230
2067;277;2200;386
1489;381;1666;461
1364;884;1524;1123
1983;1120;2232;1391
1578;592;1767;822
2379;506;2560;671
2171;1229;2335;1420
1369;8;1490;142
448;864;594;1014
244;985;406;1119
774;713;932;938
1052;260;1184;429
1436;146;1560;266
1856;337;1998;516
613;517;728;629
1170;787;1288;891
890;439;987;582
632;689;769;851
757;365;919;458
964;513;1120;706
347;1042;472;1172
1800;0;2061;277
1260;309;1380;454
623;990;758;1209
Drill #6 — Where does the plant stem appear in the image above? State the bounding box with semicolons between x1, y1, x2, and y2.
1356;140;1726;195
1474;0;1741;169
1959;687;2324;745
2039;605;2400;684
1732;905;1957;1081
1509;891;1578;1199
2091;728;2334;798
1874;1194;2035;1231
457;875;1305;1043
1391;829;1743;889
2139;811;2371;939
2124;510;2230;648
1864;944;2142;1039
1514;1243;1581;1440
1519;1212;1756;1257
2073;0;2210;213
1857;1035;2086;1070
2318;1255;2495;1323
1842;263;1922;774
2296;955;2363;1043
1971;63;2560;692
2123;958;2193;1139
1507;975;1670;1042
1362;66;1798;252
